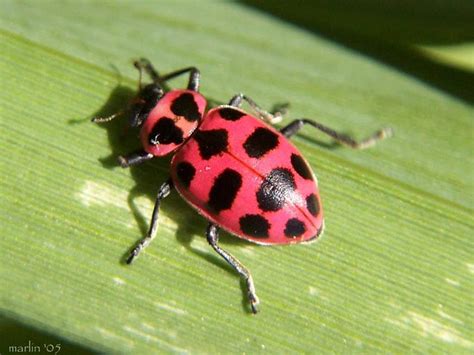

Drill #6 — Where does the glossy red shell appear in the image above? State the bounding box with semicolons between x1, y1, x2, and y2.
140;89;207;156
171;106;324;245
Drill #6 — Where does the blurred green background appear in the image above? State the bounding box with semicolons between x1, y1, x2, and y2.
1;0;473;353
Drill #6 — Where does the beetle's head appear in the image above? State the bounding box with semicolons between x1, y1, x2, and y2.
128;83;164;128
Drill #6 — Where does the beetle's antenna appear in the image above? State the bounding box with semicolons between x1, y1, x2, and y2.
91;110;125;123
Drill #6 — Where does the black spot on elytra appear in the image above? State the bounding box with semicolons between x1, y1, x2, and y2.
176;161;196;188
149;117;184;145
306;193;319;216
256;168;296;212
208;169;242;212
194;129;228;160
243;127;279;158
170;93;201;122
291;153;313;180
284;218;306;238
219;107;245;121
239;214;270;238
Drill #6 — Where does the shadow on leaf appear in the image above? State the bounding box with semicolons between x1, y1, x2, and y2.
241;0;474;104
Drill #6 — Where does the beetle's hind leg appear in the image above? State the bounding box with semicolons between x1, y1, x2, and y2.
280;118;393;149
206;223;259;314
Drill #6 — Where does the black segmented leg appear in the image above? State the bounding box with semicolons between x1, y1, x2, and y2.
159;67;201;92
117;150;154;168
134;58;160;86
127;179;173;264
228;93;286;124
280;119;393;149
135;58;201;92
206;223;260;314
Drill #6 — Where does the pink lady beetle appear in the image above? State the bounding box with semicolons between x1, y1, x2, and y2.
93;59;392;313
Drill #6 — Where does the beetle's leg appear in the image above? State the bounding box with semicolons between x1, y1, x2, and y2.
117;150;154;168
206;223;259;314
134;58;161;86
159;67;200;92
280;118;393;149
127;179;173;264
228;93;288;124
134;58;200;92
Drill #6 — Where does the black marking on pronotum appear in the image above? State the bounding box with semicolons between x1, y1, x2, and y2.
194;129;228;160
243;127;279;158
176;161;196;188
306;193;319;216
284;218;306;238
239;214;270;238
170;93;201;122
291;153;313;180
219;107;245;121
208;169;242;212
149;117;184;145
256;168;296;212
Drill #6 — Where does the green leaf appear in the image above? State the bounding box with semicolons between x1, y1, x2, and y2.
1;1;473;353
